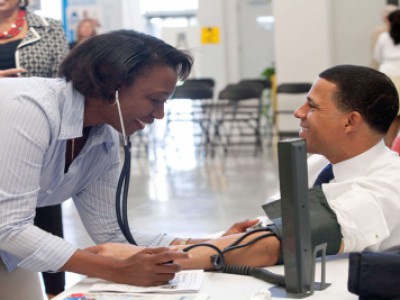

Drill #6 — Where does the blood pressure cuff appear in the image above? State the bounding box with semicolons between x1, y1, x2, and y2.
348;251;400;300
261;187;342;263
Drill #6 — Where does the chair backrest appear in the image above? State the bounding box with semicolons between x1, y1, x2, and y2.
275;82;312;138
239;78;272;89
171;81;213;99
218;82;263;101
184;78;215;88
277;83;312;94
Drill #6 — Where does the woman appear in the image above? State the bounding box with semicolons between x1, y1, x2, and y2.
68;17;98;49
0;0;69;77
374;9;400;147
0;0;69;298
0;29;197;300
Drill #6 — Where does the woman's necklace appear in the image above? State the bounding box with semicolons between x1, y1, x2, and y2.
71;138;75;161
0;9;26;40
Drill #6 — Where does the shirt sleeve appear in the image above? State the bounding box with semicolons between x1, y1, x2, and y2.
373;32;385;65
323;180;390;252
72;147;177;248
0;96;77;272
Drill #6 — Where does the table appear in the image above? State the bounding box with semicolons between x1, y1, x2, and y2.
53;255;357;300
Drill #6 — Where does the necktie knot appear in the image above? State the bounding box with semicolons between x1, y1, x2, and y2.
313;164;334;187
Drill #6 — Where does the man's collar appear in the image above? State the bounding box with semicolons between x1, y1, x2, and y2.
333;140;386;182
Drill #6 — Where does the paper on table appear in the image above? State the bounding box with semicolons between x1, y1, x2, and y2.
64;293;209;300
89;270;204;294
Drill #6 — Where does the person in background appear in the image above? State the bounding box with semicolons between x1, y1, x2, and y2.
68;18;97;49
371;4;398;69
374;9;400;148
0;0;69;298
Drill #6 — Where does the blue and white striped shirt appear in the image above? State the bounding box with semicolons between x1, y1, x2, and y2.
0;77;175;272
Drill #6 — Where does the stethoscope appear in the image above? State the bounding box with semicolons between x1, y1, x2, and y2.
114;90;138;245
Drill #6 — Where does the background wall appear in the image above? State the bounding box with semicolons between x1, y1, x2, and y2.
273;0;386;84
46;0;390;91
332;0;385;66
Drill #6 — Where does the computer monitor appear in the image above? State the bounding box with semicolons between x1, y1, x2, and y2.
277;138;312;294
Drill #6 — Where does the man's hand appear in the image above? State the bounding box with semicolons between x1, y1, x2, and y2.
223;219;260;236
0;68;26;78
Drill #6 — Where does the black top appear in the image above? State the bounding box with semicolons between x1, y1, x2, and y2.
0;39;22;70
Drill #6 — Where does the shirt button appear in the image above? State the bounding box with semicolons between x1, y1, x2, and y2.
47;190;53;195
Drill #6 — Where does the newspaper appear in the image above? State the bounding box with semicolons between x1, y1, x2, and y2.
63;293;209;300
89;270;204;294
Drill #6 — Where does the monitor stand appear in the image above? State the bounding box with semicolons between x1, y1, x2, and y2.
271;139;330;298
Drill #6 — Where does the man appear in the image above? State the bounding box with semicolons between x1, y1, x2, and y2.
90;65;400;270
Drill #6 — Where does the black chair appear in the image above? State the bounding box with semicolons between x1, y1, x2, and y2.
214;81;265;155
165;79;215;153
183;78;215;89
239;78;271;89
274;82;312;139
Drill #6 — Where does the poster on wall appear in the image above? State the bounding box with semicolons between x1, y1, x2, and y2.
29;0;41;11
62;0;102;42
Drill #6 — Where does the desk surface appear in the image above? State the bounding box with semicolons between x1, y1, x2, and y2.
53;255;357;300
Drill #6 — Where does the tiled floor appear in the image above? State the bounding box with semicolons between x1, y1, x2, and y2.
61;118;282;289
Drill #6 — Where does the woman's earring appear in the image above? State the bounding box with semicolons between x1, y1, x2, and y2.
108;91;118;106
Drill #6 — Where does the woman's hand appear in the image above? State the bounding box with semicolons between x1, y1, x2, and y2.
66;246;191;286
115;247;190;286
223;219;260;236
0;68;26;78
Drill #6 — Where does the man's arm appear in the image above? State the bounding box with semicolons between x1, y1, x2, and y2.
176;232;281;270
86;230;281;271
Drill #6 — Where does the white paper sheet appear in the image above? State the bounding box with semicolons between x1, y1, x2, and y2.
89;270;204;294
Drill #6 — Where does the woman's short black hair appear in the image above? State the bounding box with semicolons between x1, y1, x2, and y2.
58;29;193;100
319;65;399;134
389;9;400;44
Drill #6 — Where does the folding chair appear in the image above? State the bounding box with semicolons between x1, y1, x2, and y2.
274;82;312;139
165;78;215;153
214;81;265;155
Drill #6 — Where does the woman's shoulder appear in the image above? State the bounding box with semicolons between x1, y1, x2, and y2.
377;31;391;43
26;10;63;29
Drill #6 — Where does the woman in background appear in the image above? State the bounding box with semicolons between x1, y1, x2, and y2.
0;0;69;298
68;17;97;49
374;9;400;148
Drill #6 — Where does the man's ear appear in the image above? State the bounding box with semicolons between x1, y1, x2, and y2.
344;111;362;133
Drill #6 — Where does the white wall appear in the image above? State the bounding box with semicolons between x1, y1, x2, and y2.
195;0;230;94
238;0;274;79
273;0;333;84
331;0;385;66
51;0;391;90
273;0;388;84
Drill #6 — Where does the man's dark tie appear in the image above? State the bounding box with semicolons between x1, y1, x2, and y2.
313;164;334;187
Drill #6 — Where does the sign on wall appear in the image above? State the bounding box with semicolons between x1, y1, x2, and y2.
201;27;220;44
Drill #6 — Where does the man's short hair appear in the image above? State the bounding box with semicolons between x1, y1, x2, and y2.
319;65;399;134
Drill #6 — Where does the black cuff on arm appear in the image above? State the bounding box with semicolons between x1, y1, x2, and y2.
262;187;342;264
